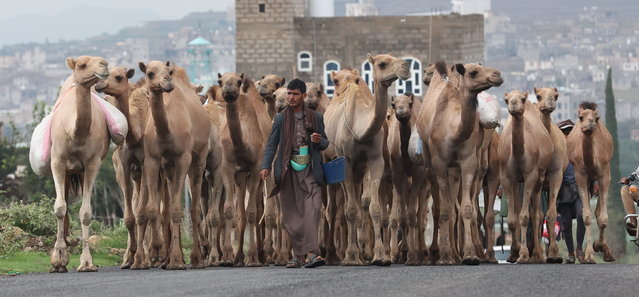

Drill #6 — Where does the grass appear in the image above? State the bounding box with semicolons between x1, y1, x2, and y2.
0;251;121;275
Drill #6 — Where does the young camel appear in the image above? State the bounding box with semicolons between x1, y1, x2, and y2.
416;62;503;265
499;91;553;264
534;87;569;263
134;61;211;270
257;74;286;119
566;102;615;263
49;56;110;272
217;72;272;267
305;82;330;114
323;53;410;266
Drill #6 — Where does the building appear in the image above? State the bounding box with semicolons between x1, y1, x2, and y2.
235;0;485;97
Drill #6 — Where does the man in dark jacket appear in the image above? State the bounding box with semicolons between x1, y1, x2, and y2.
259;78;329;268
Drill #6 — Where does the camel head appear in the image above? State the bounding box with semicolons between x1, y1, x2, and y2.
367;53;410;87
391;92;415;121
577;101;600;134
139;61;174;93
454;63;503;94
304;82;325;111
191;84;206;104
534;87;559;113
66;56;109;87
218;72;245;103
95;67;134;96
330;68;362;97
504;90;528;117
423;63;435;86
274;88;288;112
258;74;285;100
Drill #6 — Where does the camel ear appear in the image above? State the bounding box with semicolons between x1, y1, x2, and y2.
367;53;375;64
409;93;415;101
454;64;466;76
523;92;529;100
352;69;360;76
195;85;204;94
218;73;222;79
533;87;539;95
261;76;265;80
139;62;147;73
66;57;77;70
207;85;219;101
126;69;135;79
553;87;558;92
166;61;174;71
281;77;286;87
594;110;600;120
240;73;244;81
319;83;324;92
355;78;360;85
391;96;395;103
330;71;337;80
503;92;509;103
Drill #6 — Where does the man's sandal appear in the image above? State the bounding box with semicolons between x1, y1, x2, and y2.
286;258;302;268
304;254;326;268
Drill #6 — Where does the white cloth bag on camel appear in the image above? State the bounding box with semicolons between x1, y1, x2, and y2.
29;92;128;176
477;91;501;129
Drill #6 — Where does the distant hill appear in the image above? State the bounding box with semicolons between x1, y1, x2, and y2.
0;6;160;47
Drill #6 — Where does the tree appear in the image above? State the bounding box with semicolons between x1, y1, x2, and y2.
604;67;625;258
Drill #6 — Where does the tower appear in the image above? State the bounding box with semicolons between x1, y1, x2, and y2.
235;0;307;80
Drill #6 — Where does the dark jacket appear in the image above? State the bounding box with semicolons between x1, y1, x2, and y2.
261;111;329;186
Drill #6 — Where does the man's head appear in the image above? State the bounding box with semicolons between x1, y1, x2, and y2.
287;78;307;110
557;119;575;137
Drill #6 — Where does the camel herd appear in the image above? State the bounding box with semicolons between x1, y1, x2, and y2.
39;53;616;272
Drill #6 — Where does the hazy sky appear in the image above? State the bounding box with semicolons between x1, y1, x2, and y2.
0;0;234;20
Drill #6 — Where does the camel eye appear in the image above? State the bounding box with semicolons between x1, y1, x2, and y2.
333;79;339;85
536;95;541;99
237;80;242;86
148;72;155;79
169;70;174;76
469;70;478;77
378;62;387;68
115;76;123;82
79;64;87;69
275;83;280;88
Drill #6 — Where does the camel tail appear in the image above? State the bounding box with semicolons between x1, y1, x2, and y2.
68;174;83;200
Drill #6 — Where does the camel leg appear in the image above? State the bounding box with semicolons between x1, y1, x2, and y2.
368;159;390;266
50;160;70;273
427;174;441;265
77;158;101;272
244;174;264;267
458;157;480;265
113;152;137;269
419;188;431;264
405;171;424;266
220;167;236;266
359;184;374;262
530;177;546;263
503;177;520;263
545;170;563;263
188;159;206;269
131;161;154;270
593;173;615;262
389;165;407;264
233;173;248;266
336;189;347;260
575;173;596;264
482;175;500;264
516;174;537;264
341;160;365;266
206;175;223;266
324;184;340;265
263;178;277;264
164;156;191;270
447;167;462;263
431;157;455;265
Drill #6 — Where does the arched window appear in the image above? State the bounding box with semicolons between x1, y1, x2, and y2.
298;51;312;72
361;60;374;94
323;60;340;98
396;57;422;96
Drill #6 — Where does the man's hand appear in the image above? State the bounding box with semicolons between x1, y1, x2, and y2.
311;132;321;143
259;169;270;180
620;177;629;185
496;188;503;198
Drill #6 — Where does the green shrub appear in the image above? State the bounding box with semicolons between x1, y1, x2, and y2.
0;198;56;237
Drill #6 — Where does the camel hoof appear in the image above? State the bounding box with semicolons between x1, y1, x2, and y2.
484;256;498;264
461;257;480;266
404;259;422;266
219;261;234;267
77;264;98;272
130;262;150;270
190;263;206;269
506;254;519;264
581;257;597;264
603;253;616;262
245;262;264;267
370;258;385;266
341;260;367;266
233;261;245;268
120;261;133;269
546;257;563;264
49;266;68;273
516;254;531;264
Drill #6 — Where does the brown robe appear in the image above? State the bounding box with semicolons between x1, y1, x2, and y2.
279;112;322;256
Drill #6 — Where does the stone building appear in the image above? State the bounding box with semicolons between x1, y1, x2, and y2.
235;0;484;97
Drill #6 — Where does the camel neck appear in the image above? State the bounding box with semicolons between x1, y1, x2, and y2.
73;85;92;140
512;114;525;164
540;111;552;133
114;89;136;143
399;118;412;168
149;91;172;141
454;89;479;143
360;80;389;141
225;98;247;155
264;96;276;119
582;132;595;169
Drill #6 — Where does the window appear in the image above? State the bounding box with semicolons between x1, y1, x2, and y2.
323;61;340;98
298;51;312;72
258;3;265;13
361;60;374;94
396;57;422;96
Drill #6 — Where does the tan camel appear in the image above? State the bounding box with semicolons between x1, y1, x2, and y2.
499;90;553;264
533;87;569;263
48;56;110;272
323;53;410;265
134;61;211;270
566;102;615;263
387;93;430;265
274;88;288;113
257;74;286;119
415;62;503;265
305;82;330;114
480;130;501;263
217;72;272;267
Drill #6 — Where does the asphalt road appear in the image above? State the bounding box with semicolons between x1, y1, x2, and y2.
1;264;637;297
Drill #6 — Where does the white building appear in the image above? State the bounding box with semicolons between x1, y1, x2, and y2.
452;0;491;15
346;0;379;17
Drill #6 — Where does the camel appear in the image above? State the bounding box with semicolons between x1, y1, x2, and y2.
415;62;503;265
274;88;288;113
134;61;211;270
533;87;569;263
499;90;553;264
305;82;330;114
323;53;410;265
257;74;286;119
566;102;615;263
479;130;501;263
387;93;431;265
217;72;272;267
48;56;110;272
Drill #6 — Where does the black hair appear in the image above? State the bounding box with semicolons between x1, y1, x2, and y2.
287;78;306;94
579;101;598;111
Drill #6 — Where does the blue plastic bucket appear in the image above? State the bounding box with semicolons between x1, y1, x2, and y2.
322;156;345;185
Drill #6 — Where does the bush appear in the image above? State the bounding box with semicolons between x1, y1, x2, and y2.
0;198;56;238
